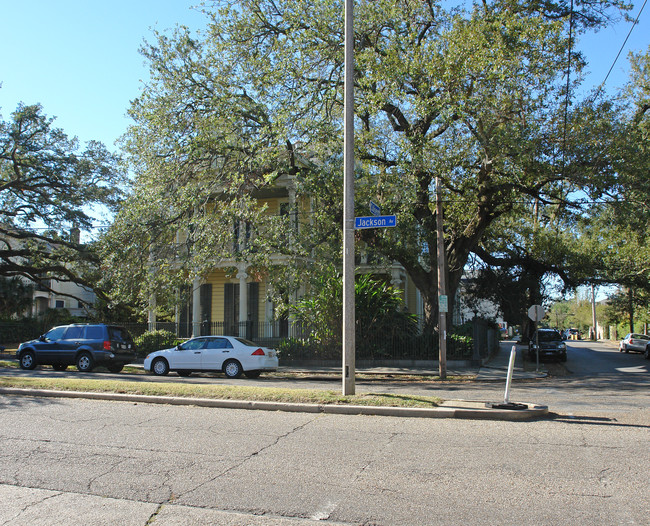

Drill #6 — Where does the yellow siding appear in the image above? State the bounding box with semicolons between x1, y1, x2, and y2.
205;270;227;323
258;280;268;321
204;269;270;323
261;198;279;215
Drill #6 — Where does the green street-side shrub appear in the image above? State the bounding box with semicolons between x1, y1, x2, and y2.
134;330;179;357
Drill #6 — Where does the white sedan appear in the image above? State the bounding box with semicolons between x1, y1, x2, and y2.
619;333;650;354
144;336;278;378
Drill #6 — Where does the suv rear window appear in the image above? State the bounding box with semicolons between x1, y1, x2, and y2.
84;326;105;340
108;326;133;342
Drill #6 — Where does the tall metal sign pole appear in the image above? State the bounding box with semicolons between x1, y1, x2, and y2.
342;0;355;395
435;176;448;379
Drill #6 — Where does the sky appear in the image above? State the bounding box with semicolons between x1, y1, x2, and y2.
1;1;648;150
0;0;206;147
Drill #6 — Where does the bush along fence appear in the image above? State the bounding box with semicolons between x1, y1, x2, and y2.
1;318;500;366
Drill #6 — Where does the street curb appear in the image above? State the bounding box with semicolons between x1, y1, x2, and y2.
0;387;549;421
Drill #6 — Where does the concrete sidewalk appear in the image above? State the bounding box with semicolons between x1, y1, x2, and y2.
476;341;548;380
277;340;545;381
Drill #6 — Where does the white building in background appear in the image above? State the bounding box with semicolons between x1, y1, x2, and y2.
1;225;97;318
32;278;95;318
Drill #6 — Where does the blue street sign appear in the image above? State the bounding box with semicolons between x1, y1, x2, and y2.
354;215;397;229
370;201;381;216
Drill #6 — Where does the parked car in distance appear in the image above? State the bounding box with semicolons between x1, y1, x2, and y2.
144;335;279;378
619;333;650;354
563;328;581;340
528;329;567;362
17;324;136;372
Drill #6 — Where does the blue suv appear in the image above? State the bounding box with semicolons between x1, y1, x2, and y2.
17;324;136;373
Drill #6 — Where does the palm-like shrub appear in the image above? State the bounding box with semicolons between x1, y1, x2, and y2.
292;267;418;359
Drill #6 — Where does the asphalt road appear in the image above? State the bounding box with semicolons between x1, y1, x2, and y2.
1;394;648;525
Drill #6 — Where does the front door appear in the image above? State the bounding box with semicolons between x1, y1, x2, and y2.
224;282;259;337
35;326;67;364
173;338;207;369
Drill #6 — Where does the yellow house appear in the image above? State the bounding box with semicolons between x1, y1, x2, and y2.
147;172;426;339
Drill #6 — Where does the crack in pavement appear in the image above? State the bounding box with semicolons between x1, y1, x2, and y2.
0;488;63;526
173;415;321;502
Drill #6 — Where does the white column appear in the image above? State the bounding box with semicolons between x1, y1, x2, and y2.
391;269;405;305
192;277;201;337
147;293;156;332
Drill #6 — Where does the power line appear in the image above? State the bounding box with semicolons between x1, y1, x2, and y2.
595;0;648;96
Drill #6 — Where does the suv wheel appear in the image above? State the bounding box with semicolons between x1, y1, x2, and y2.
107;363;124;373
19;351;37;370
76;353;94;372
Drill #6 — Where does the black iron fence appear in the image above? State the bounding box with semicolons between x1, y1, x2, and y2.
116;319;493;364
1;318;499;365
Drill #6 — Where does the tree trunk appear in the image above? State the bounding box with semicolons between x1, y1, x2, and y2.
628;288;635;334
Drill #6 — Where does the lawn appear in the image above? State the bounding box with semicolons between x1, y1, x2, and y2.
0;375;443;408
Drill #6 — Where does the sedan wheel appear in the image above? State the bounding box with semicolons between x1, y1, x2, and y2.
223;359;243;379
645;347;650;360
19;352;37;370
152;357;169;376
76;353;94;372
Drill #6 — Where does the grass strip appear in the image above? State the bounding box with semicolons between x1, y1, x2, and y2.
0;376;442;408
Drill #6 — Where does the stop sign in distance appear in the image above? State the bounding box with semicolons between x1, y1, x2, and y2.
528;304;545;322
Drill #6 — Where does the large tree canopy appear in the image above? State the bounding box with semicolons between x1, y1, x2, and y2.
110;0;632;323
0;103;124;298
